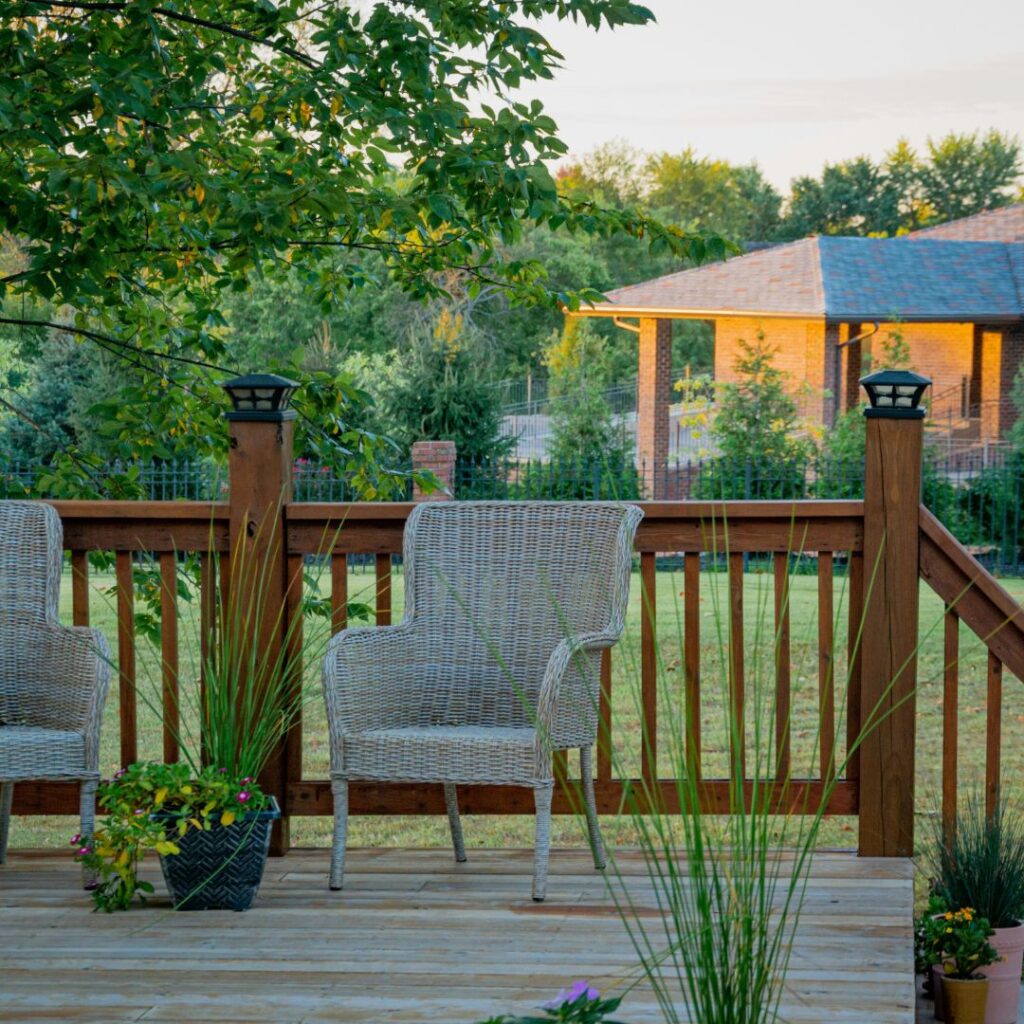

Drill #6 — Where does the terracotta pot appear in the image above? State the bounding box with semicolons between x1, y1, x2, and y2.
978;922;1024;1024
941;977;990;1024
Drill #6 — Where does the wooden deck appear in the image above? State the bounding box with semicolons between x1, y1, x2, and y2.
1;847;915;1023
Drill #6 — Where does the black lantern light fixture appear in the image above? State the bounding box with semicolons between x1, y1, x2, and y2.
859;369;931;419
221;373;298;422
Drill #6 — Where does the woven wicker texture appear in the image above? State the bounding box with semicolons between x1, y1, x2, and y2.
323;501;642;900
157;800;279;911
0;501;111;867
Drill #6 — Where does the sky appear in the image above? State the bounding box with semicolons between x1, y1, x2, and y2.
525;0;1024;188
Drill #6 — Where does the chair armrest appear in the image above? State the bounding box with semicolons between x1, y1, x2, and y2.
22;624;112;766
535;633;613;749
322;624;434;737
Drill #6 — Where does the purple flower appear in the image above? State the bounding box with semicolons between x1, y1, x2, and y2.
133;809;145;816
114;769;125;779
218;767;227;774
84;881;99;891
237;790;251;804
241;776;253;784
69;833;82;846
77;845;92;856
543;981;599;1009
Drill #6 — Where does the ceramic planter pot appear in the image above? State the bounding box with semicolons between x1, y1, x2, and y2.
940;977;990;1024
155;796;280;911
977;922;1024;1024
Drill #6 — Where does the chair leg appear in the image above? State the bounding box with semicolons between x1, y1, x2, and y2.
79;779;98;889
444;783;467;863
532;782;554;902
0;782;12;866
329;777;348;891
579;747;605;871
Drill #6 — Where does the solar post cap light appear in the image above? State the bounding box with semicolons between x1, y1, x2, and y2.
221;373;299;422
859;369;932;419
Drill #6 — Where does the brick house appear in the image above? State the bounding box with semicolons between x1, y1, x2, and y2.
570;205;1024;497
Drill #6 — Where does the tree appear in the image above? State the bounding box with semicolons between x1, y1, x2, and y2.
0;2;716;489
695;335;812;499
779;131;1022;239
646;148;782;242
382;311;514;469
919;131;1022;222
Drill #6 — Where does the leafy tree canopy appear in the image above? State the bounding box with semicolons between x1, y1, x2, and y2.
0;1;717;487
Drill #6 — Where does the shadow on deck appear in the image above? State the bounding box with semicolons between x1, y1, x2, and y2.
1;848;914;1023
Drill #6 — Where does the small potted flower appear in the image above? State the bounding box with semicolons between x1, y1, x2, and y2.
930;798;1024;1024
76;762;278;911
74;533;325;912
921;908;1000;1024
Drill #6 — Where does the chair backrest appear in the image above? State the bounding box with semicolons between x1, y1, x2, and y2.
402;501;642;724
0;501;62;624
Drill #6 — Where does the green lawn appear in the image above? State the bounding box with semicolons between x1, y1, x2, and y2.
9;559;1024;863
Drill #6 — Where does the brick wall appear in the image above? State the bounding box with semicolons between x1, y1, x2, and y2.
411;440;456;500
713;316;828;423
637;318;672;498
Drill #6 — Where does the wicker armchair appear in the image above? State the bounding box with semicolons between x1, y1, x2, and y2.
0;502;111;872
323;501;642;901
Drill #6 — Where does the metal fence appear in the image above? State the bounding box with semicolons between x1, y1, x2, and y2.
4;449;1024;573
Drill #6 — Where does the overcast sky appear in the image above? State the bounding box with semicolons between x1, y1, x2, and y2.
524;0;1024;188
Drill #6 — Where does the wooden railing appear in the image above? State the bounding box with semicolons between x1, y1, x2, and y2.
10;409;1024;860
918;507;1024;841
15;498;864;825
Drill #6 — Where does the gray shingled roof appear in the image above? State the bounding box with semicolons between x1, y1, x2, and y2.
585;208;1024;323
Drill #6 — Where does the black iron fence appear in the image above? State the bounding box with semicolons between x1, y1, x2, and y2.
3;448;1023;573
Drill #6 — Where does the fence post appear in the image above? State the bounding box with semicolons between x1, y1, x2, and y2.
857;370;931;857
222;374;299;857
412;440;456;501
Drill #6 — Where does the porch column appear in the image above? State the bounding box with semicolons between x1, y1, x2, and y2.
637;318;672;499
857;374;929;858
411;440;456;501
977;325;1023;441
223;374;298;857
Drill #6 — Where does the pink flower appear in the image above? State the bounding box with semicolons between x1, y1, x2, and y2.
133;809;145;816
114;769;125;779
241;776;253;784
77;845;92;856
237;791;251;804
544;981;599;1009
69;833;82;845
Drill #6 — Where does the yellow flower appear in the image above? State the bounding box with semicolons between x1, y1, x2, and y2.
221;811;236;827
154;787;168;806
180;785;192;796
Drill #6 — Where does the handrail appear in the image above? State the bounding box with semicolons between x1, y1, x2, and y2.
919;506;1024;681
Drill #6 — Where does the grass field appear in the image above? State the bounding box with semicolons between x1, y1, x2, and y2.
9;558;1024;867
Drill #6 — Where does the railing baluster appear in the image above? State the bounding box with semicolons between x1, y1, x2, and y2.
728;552;745;781
684;551;701;780
285;553;305;788
375;553;392;626
986;650;1003;820
597;648;612;781
331;553;348;633
846;551;864;784
640;550;657;786
200;552;215;765
159;553;179;764
942;608;959;844
773;552;791;780
71;551;89;627
115;551;137;768
818;551;835;783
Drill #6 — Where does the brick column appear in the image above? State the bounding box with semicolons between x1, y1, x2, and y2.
637;318;672;499
998;324;1024;438
411;440;456;500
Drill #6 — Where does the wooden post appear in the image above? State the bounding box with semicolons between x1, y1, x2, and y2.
223;374;299;856
857;374;929;857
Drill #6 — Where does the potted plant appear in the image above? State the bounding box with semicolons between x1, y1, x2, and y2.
920;907;999;1024
930;798;1024;1024
75;532;326;912
75;762;278;911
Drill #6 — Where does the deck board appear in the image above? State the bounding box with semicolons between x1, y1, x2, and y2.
0;848;914;1023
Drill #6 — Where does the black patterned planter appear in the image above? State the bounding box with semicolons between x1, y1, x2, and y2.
156;797;280;911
